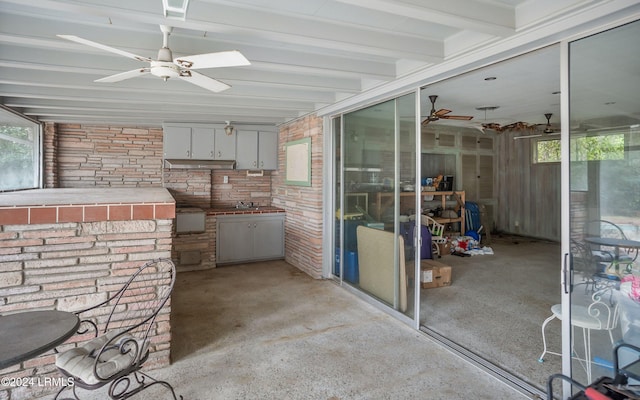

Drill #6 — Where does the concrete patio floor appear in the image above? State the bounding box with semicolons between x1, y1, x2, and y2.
72;259;528;399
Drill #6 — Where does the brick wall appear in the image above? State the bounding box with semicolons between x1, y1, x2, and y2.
272;115;324;278
164;169;272;209
172;214;217;272
54;124;163;188
0;215;173;400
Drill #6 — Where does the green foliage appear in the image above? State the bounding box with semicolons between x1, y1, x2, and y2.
536;139;561;163
536;133;625;164
571;134;624;161
0;124;36;190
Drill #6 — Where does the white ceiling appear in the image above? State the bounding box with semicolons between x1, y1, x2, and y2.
1;0;639;128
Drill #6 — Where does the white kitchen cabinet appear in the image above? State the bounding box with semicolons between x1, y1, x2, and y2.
163;124;236;160
216;214;285;264
235;130;278;170
163;126;193;159
214;129;236;160
191;127;215;159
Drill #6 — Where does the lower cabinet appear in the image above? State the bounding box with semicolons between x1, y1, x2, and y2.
216;214;285;264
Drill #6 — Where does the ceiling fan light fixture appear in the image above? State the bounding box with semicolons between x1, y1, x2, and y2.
224;121;234;136
163;0;189;20
150;61;180;80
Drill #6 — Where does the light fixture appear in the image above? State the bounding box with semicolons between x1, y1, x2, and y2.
162;0;190;20
224;121;234;136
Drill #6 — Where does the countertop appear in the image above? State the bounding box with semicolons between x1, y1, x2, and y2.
0;187;175;207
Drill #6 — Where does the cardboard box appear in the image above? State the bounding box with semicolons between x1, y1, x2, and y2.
438;242;452;256
420;260;452;289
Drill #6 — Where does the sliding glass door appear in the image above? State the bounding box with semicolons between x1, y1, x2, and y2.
334;93;419;322
565;18;640;391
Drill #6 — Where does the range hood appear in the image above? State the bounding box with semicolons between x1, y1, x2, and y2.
164;159;236;170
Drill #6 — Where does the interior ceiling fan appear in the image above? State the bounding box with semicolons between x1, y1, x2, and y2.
57;25;250;93
422;95;473;126
481;113;560;136
513;113;561;140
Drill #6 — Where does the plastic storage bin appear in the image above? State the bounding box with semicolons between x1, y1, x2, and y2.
334;248;359;284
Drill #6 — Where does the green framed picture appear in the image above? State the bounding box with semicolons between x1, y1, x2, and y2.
285;137;311;186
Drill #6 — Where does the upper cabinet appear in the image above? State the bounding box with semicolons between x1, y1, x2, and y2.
163;124;278;169
163;124;236;160
214;129;236;160
164;125;193;159
236;130;278;170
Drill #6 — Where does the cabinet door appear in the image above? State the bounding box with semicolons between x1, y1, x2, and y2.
214;129;236;160
257;131;278;170
461;154;478;201
191;127;215;159
252;217;284;259
461;153;494;202
236;130;259;169
217;219;253;263
163;126;192;159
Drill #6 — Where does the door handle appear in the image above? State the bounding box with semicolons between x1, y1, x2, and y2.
563;252;570;294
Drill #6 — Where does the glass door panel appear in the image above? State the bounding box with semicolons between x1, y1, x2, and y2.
335;96;417;318
397;93;418;320
568;19;640;386
333;116;342;281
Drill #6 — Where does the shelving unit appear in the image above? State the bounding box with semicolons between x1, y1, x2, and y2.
371;191;465;235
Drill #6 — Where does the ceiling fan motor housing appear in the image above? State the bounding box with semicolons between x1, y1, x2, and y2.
150;60;180;80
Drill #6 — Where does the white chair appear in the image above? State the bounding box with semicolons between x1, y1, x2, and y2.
538;288;620;383
422;215;447;257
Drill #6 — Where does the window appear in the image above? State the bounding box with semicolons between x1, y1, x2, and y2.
570;133;625;161
535;138;561;163
0;106;41;191
535;133;625;164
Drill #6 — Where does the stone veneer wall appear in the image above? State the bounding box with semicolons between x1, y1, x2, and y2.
164;169;272;209
0;203;174;400
54;124;163;188
272;115;324;278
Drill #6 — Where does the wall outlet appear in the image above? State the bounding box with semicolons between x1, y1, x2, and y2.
223;175;229;184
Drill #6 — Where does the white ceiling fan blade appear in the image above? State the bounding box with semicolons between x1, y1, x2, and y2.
96;68;150;83
57;35;152;62
179;70;231;92
174;50;250;69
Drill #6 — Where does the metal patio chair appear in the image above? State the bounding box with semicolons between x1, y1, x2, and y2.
584;219;638;271
54;258;181;400
538;287;620;383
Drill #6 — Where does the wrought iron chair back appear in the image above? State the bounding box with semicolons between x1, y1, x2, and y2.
584;219;638;264
55;258;180;400
571;238;619;292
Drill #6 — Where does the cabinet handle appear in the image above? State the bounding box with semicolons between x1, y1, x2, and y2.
247;224;251;228
218;151;222;158
210;151;214;157
260;161;264;167
253;161;257;167
254;223;257;228
187;150;190;157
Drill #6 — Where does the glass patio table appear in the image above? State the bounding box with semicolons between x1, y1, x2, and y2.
0;310;79;369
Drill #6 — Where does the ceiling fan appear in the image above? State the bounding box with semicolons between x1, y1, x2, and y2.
513;113;561;140
422;95;473;125
57;25;250;93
